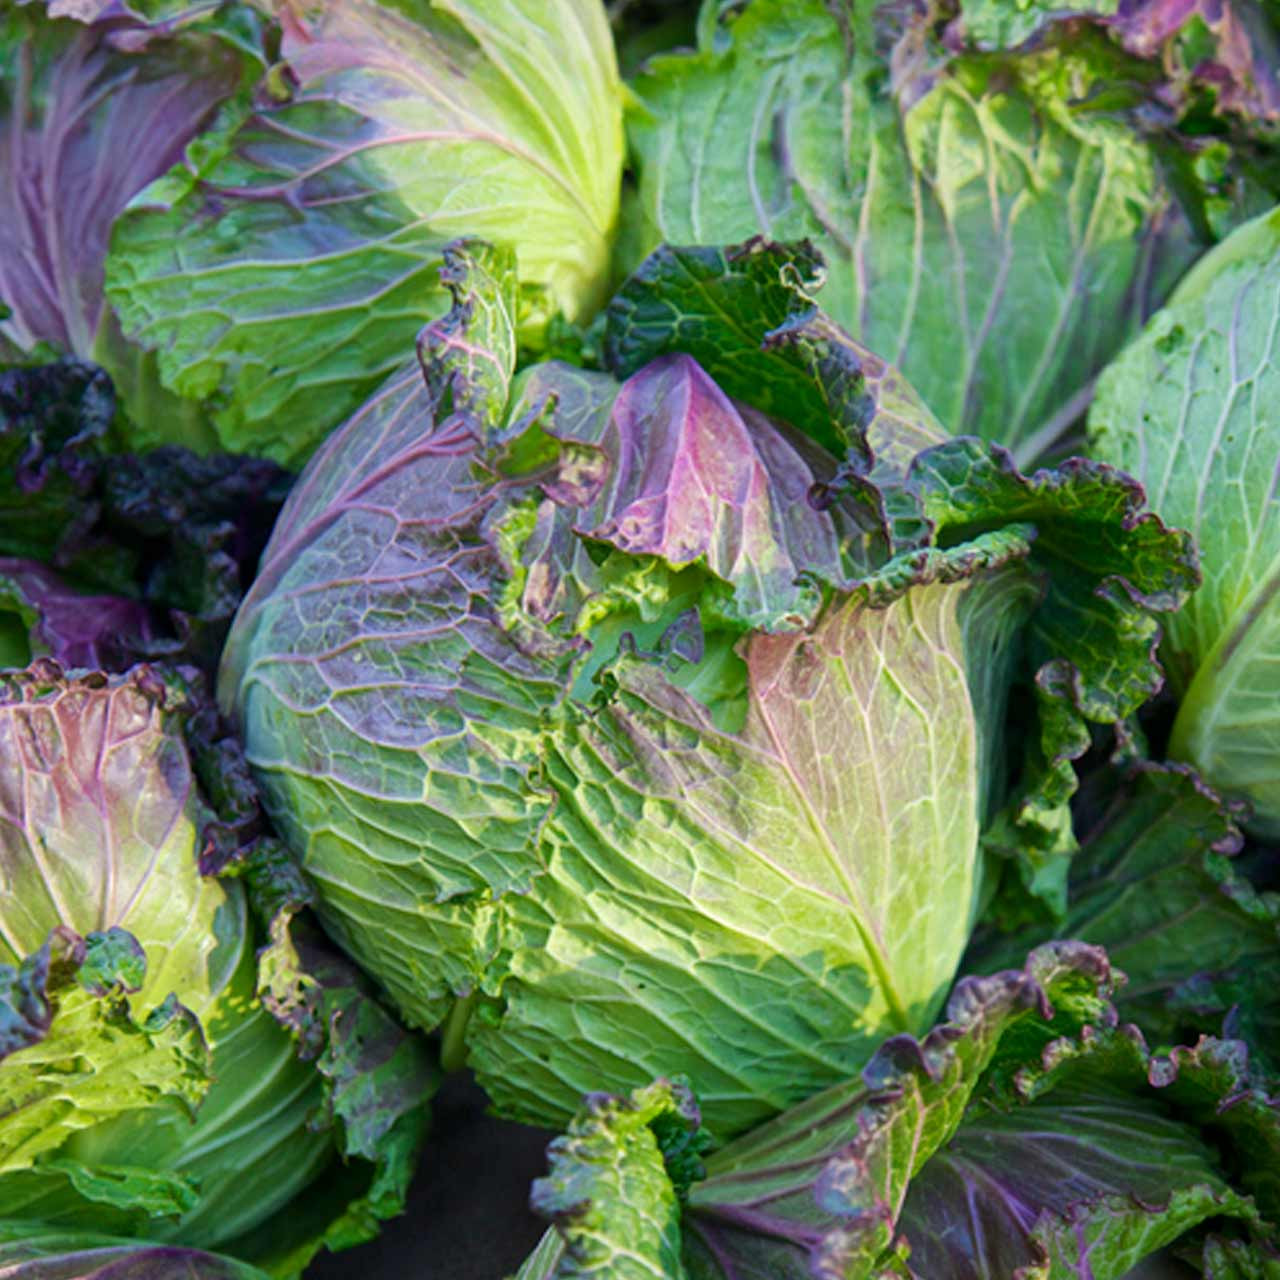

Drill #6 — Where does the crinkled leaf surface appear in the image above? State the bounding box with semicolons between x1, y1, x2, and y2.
224;242;1204;1140
509;945;1278;1279
1090;205;1280;834
0;359;292;678
469;549;1036;1136
105;0;623;463
0;927;211;1178
678;943;1114;1277
955;0;1280;124
0;362;113;566
560;352;860;629
624;0;1209;461
222;362;566;1029
907;436;1198;909
222;243;1034;1136
210;834;436;1268
527;1079;706;1279
908;437;1196;722
677;944;1275;1280
496;349;882;653
20;962;334;1252
0;665;343;1254
602;240;945;477
0;665;238;1018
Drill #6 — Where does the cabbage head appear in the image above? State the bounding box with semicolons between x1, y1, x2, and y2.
221;240;1195;1139
618;0;1278;464
98;0;623;464
0;661;432;1266
2;0;622;465
1090;205;1280;836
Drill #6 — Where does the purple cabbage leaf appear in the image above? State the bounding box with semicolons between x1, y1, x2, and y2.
0;359;291;677
0;1225;271;1280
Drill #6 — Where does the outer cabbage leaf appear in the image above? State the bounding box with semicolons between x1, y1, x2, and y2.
469;545;1038;1135
0;665;239;1020
1089;205;1280;834
601;239;945;473
222;241;1196;1140
0;664;334;1249
104;0;622;464
526;1079;707;1279
0;3;251;393
523;350;869;630
973;763;1280;1062
903;436;1198;912
204;834;437;1271
623;0;1212;461
0;560;169;672
515;945;1279;1280
954;0;1280;125
0;1224;272;1280
0;926;210;1181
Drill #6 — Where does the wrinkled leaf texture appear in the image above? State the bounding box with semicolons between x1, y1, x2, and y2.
514;943;1280;1280
0;663;414;1265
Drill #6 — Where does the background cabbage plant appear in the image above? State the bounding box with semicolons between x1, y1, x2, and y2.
1090;205;1280;836
1;0;623;466
622;0;1279;465
0;662;434;1272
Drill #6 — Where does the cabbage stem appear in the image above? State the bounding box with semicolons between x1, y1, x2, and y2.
440;992;477;1074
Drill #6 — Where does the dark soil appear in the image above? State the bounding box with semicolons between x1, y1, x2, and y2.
308;1072;555;1280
